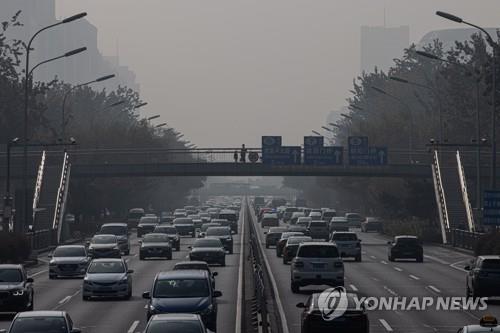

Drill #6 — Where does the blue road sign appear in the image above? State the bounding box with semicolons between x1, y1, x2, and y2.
483;190;500;225
368;146;388;165
304;136;324;147
348;136;370;165
303;137;343;165
262;146;301;165
262;136;282;147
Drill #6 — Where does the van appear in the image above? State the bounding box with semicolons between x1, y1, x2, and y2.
307;221;329;241
218;209;238;234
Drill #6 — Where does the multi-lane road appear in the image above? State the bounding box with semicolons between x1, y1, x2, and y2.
0;212;245;333
251;208;500;333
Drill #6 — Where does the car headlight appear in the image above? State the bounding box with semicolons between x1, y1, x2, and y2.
113;247;120;251
200;304;214;315
119;277;128;284
149;304;157;312
12;290;25;296
49;262;57;266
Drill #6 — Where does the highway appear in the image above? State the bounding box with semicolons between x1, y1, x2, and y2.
0;212;245;333
251;208;500;333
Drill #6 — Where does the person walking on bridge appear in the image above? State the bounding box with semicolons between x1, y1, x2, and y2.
240;144;247;163
233;150;238;163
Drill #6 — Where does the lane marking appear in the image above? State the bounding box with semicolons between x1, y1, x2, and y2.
370;255;377;259
393;267;403;272
144;304;148;309
30;269;48;277
424;254;450;265
127;320;140;333
58;296;71;304
349;284;358;292
379;319;393;332
409;274;420;280
235;201;246;333
428;285;441;293
383;286;398;296
380;260;388;265
450;259;469;272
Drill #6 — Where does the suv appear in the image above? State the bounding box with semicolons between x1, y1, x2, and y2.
264;227;287;248
283;207;299;223
143;270;222;331
345;213;364;228
465;255;500;298
137;216;160;238
361;217;382;232
261;213;279;228
127;208;145;227
218;209;238;234
173;218;195;237
283;236;313;264
0;265;34;312
206;227;233;254
329;217;349;233
99;223;130;255
153;225;181;251
387;236;423;262
307;221;329;241
290;242;344;293
330;232;362;261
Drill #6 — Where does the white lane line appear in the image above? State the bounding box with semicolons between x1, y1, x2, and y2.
409;274;420;280
393;267;403;272
127;320;140;333
424;254;450;265
30;269;48;277
58;296;71;304
450;259;469;272
235;201;246;333
349;284;358;292
362;251;367;254
380;260;388;265
379;319;393;332
370;255;377;259
144;304;148;309
428;285;441;293
383;286;398;296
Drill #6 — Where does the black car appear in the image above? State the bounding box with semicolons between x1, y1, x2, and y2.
139;234;173;260
137;221;159;238
282;236;313;264
4;311;81;333
465;255;500;298
296;293;368;333
87;234;121;258
387;235;423;262
264;227;287;248
205;226;233;254
0;265;34;313
276;232;304;257
153;225;180;251
48;245;90;279
144;314;207;333
361;217;382;232
173;261;218;288
143;270;222;332
189;238;226;266
173;218;195;237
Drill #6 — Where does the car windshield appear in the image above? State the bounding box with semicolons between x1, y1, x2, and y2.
146;321;202;333
175;264;209;271
92;235;117;244
174;219;193;225
154;278;209;298
298;245;339;258
332;233;358;241
100;226;126;235
0;269;22;282
206;228;230;236
155;227;177;234
194;239;223;248
88;261;125;273
143;234;170;243
53;247;86;257
201;224;219;231
309;222;327;227
482;259;500;270
10;317;68;333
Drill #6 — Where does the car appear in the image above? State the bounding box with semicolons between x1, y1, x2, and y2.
48;245;90;279
283;207;300;223
137;216;160;237
152;225;181;251
205;226;234;254
199;212;211;223
82;258;133;300
159;212;174;224
330;232;362;261
139;233;173;260
296;293;368;333
290;212;306;225
127;207;145;227
198;222;222;238
184;206;198;215
0;265;34;313
387;236;423;262
276;232;305;257
211;218;232;229
290;242;344;293
143;270;222;331
144;314;207;333
264;227;288;248
1;311;81;333
282;236;313;264
345;213;364;228
307;220;329;241
261;213;279;228
287;224;309;235
173;261;218;288
458;315;500;333
87;234;121;258
189;238;226;266
99;223;130;255
329;217;350;233
218;209;239;234
321;209;337;222
465;255;500;298
308;211;322;220
361;217;383;232
258;207;273;222
296;217;312;229
173;218;195;237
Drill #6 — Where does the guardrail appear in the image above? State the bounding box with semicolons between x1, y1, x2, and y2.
447;228;484;251
26;228;57;251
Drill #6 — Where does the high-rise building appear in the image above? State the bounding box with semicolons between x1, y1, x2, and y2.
360;25;410;73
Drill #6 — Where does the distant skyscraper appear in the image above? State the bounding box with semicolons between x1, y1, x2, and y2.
360;25;410;73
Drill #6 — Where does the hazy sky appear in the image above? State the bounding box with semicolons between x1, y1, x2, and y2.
55;0;500;147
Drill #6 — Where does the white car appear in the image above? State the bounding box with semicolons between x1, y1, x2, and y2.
330;232;362;261
290;242;344;293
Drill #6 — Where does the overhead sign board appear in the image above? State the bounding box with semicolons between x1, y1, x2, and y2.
348;136;388;165
303;136;343;165
304;136;324;147
262;146;301;165
483;190;500;225
368;146;388;165
262;136;282;147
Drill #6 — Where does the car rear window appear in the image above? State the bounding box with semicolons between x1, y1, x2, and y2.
100;225;127;235
206;227;230;236
481;259;500;270
174;218;193;225
147;321;202;333
298;245;339;258
154;279;209;298
396;238;419;246
143;234;170;243
155;226;177;234
309;221;327;227
331;233;357;241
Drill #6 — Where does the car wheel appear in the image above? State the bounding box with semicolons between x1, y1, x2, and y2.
355;254;362;262
417;255;423;263
168;254;173;260
229;248;234;254
176;245;180;251
49;274;56;280
291;282;299;293
276;250;282;258
388;255;394;262
283;257;288;265
191;232;195;238
125;289;132;300
27;295;34;311
125;249;130;256
265;244;269;249
139;254;145;260
82;295;90;301
221;260;226;267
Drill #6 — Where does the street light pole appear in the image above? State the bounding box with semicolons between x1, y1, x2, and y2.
3;138;19;232
436;10;497;188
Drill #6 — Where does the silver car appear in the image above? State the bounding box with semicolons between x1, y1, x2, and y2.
49;245;90;279
1;311;81;333
82;258;133;300
330;232;362;261
87;234;121;258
